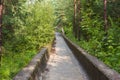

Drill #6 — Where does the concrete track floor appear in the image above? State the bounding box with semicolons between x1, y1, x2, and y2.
42;32;89;80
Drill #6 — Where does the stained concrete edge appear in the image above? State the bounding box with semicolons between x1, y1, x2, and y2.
61;33;120;80
13;48;49;80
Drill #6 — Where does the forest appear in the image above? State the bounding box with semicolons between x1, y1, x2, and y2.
0;0;55;80
55;0;120;72
0;0;120;80
59;0;120;74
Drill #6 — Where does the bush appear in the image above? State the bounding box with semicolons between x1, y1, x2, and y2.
0;1;55;80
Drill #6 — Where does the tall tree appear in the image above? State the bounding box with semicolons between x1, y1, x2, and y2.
73;0;77;38
76;0;81;40
0;0;4;65
104;0;107;32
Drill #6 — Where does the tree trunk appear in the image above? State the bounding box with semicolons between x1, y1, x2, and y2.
73;0;77;38
76;0;81;40
0;0;4;65
104;0;107;32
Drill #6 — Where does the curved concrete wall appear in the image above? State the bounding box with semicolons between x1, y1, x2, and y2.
62;34;120;80
13;48;49;80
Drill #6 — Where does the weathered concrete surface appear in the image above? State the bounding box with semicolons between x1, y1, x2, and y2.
43;32;89;80
13;48;49;80
62;33;120;80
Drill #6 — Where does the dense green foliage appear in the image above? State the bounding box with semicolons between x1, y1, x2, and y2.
0;0;120;79
55;0;120;73
0;0;55;80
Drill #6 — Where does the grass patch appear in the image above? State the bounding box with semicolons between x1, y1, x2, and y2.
0;39;54;80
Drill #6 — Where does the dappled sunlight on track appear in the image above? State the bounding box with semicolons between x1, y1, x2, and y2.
42;32;89;80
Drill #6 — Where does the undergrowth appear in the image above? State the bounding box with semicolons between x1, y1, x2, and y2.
64;25;120;73
0;1;55;80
